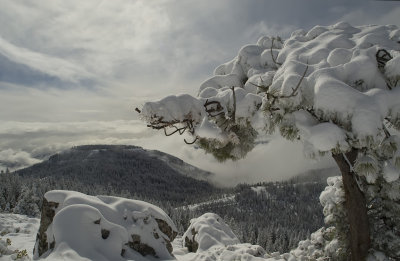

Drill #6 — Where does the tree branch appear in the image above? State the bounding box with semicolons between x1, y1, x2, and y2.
278;64;308;99
231;87;236;122
376;49;393;90
271;38;282;67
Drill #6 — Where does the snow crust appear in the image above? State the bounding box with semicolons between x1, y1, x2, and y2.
39;190;177;261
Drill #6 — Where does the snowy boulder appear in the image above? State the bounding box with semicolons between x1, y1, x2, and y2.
183;213;240;252
34;190;177;260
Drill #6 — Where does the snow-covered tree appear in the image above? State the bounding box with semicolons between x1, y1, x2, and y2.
139;22;400;260
13;186;40;217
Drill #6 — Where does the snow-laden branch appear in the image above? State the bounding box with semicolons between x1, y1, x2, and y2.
139;22;400;161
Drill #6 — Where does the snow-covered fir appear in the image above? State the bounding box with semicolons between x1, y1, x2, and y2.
141;22;400;260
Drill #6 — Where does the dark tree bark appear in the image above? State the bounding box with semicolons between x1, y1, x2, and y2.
332;149;371;261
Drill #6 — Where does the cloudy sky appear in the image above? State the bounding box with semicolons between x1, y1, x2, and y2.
1;0;399;185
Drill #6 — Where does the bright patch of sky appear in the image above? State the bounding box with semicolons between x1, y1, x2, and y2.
0;0;399;185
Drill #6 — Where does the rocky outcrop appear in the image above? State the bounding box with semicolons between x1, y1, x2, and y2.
34;190;177;260
184;228;199;252
33;198;58;257
125;234;156;257
123;215;178;257
155;218;178;253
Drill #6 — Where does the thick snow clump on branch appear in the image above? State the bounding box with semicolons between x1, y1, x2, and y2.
139;22;400;259
140;22;400;160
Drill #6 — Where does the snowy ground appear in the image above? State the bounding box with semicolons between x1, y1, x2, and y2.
0;215;182;260
0;213;39;261
0;213;280;261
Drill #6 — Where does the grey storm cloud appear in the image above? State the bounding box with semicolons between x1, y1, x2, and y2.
1;0;397;91
0;0;398;184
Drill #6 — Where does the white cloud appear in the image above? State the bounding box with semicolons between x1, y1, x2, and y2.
338;4;400;27
0;0;176;88
0;149;41;169
135;132;335;187
0;119;151;169
0;36;91;82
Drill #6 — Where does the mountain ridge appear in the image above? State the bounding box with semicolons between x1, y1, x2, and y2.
16;144;218;205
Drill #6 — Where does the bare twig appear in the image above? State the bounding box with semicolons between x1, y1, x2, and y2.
148;116;199;145
231;87;236;122
271;38;282;66
164;126;187;136
261;64;308;111
277;64;309;99
376;49;394;90
204;99;224;117
383;125;391;138
376;49;392;70
383;118;392;138
248;76;271;94
184;136;198;145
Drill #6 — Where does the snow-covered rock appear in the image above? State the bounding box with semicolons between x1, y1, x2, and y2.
182;213;240;253
34;190;177;261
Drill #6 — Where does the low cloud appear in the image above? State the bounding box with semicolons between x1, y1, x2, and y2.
135;132;336;187
0;119;335;185
0;119;150;169
338;4;400;27
0;149;41;169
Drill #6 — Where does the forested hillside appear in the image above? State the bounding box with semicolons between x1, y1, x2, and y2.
0;145;336;254
173;171;334;253
16;145;218;205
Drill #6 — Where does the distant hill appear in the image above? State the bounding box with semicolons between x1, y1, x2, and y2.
16;145;218;205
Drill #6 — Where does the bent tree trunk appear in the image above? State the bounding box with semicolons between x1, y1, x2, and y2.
332;150;371;261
